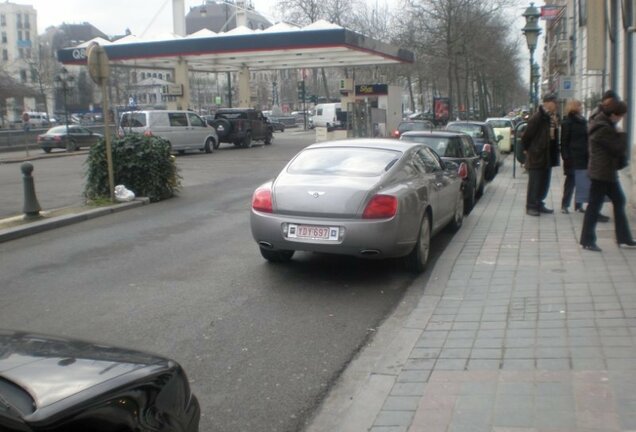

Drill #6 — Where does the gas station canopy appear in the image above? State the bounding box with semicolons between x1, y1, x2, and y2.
57;21;414;72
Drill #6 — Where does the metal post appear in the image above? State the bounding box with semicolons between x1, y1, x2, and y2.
21;162;42;219
529;53;534;112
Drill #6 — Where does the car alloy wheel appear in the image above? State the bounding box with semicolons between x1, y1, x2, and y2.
405;212;430;273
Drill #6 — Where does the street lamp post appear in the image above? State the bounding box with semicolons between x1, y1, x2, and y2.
54;67;74;149
522;3;541;112
531;62;541;109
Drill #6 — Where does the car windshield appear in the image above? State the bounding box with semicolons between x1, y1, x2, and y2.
401;136;452;156
487;120;511;128
447;123;484;139
287;147;401;177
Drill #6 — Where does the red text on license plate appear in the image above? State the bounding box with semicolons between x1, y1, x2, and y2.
288;224;339;240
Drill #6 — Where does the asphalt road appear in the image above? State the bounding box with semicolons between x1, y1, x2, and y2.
0;131;452;431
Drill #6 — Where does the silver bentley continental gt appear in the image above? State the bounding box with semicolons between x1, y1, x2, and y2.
250;139;466;272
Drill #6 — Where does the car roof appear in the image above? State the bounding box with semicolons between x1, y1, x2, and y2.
307;138;420;152
401;130;466;138
447;120;487;126
486;117;512;122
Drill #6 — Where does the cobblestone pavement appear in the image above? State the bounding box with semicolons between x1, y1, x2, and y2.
307;157;636;432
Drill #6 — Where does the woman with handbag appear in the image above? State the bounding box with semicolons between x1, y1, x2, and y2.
579;99;635;251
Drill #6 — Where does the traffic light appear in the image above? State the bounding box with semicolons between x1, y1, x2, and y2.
297;81;306;101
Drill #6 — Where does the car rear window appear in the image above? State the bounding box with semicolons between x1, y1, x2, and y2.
120;113;147;128
401;136;454;156
487;120;512;128
447;123;484;138
215;112;248;120
287;147;401;177
398;122;432;133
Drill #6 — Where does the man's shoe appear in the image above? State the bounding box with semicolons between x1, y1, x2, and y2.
598;214;610;223
539;206;554;214
561;207;569;214
582;244;602;252
618;240;636;248
526;209;540;216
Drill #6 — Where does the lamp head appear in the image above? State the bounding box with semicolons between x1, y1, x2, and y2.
522;2;542;52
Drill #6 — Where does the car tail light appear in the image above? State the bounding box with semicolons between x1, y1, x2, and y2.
54;136;61;143
143;129;153;137
363;194;398;219
392;130;400;138
458;162;468;179
483;143;492;153
252;186;273;213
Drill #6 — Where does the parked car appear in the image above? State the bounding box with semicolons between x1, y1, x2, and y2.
211;108;273;148
37;125;103;153
0;330;200;432
401;130;486;214
486;117;515;153
22;112;51;128
119;110;218;154
392;120;435;138
445;121;502;181
311;103;342;128
267;118;285;132
250;138;465;272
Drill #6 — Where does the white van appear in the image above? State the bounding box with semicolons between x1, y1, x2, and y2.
312;103;342;128
24;112;51;128
119;110;218;154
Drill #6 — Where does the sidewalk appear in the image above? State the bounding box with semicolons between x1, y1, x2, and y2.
307;157;636;432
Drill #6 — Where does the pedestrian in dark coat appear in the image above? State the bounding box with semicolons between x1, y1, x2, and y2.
521;94;559;216
579;99;635;251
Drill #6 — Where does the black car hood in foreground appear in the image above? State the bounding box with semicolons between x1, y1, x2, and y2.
0;330;199;432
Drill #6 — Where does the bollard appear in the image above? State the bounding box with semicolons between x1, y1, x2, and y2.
21;162;42;219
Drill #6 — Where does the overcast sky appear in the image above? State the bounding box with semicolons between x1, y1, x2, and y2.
13;0;275;36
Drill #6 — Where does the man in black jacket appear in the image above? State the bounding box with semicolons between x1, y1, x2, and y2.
522;94;560;216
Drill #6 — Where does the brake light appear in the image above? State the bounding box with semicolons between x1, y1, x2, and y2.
483;143;492;153
458;162;468;179
143;129;153;137
363;194;398;219
252;186;273;213
392;130;400;138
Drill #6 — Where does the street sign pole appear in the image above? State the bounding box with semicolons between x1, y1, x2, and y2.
87;43;115;203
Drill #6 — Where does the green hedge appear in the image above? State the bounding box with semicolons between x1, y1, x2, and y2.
84;134;181;203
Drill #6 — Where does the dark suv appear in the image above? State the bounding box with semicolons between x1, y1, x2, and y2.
211;108;273;148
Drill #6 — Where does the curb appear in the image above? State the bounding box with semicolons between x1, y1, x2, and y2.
0;150;89;165
0;198;150;243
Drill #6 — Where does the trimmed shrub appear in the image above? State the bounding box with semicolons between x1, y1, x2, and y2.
85;134;181;202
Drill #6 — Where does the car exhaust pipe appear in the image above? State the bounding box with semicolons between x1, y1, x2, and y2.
258;241;273;249
360;249;381;256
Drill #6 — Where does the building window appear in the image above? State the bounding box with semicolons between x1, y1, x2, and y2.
31;69;36;82
1;14;6;26
152;73;157;78
24;14;30;29
20;69;27;82
25;30;30;41
1;32;6;43
17;30;22;41
166;73;171;81
16;13;22;28
141;72;146;79
131;71;137;83
158;73;163;79
2;49;7;61
18;48;23;58
26;48;31;58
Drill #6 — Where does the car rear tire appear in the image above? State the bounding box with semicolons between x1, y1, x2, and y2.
448;191;464;232
204;138;214;153
241;132;252;148
43;148;51;153
405;212;431;273
264;131;272;145
259;247;295;262
476;177;485;198
464;184;475;215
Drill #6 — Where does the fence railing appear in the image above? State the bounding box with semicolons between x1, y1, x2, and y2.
0;125;115;153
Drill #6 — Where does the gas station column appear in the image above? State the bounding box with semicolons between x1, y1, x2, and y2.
238;65;251;107
174;57;191;110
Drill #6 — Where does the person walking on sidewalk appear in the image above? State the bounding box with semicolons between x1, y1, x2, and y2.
522;94;560;216
560;99;610;221
580;98;636;252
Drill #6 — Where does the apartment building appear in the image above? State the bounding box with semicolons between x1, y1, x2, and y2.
0;1;38;84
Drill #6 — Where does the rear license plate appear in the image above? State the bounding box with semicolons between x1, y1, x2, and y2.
287;224;339;241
